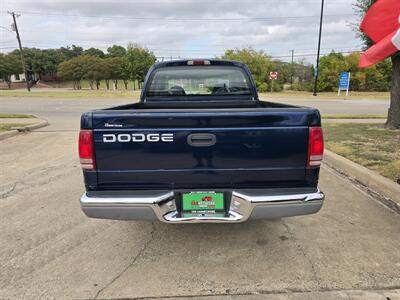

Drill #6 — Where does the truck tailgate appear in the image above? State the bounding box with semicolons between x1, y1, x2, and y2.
92;109;316;190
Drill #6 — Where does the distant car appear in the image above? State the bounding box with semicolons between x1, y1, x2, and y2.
79;59;325;223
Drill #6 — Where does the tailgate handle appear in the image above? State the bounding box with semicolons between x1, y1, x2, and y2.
187;133;216;147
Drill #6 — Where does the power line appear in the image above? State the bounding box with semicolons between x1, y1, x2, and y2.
7;10;355;22
271;50;363;59
153;50;363;61
0;38;362;52
0;25;13;32
0;39;362;53
0;43;362;59
0;42;362;56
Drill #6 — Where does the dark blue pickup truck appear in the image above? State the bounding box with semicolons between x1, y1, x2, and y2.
79;59;324;223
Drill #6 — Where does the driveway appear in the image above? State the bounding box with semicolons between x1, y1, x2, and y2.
0;97;399;299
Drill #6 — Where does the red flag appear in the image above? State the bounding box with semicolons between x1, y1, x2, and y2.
359;0;400;68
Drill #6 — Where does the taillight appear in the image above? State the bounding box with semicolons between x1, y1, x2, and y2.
308;127;324;167
79;130;96;171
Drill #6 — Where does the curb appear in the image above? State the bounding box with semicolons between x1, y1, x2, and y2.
0;119;48;141
0;130;19;141
157;289;400;300
12;119;49;132
324;149;400;212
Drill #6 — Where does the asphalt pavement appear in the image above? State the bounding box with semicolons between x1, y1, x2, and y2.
0;96;399;299
0;95;390;131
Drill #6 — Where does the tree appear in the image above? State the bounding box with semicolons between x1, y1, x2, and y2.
121;58;130;89
356;0;400;129
71;45;84;58
0;53;22;88
83;47;105;58
12;48;40;80
59;45;83;60
107;45;126;57
222;48;276;92
82;56;104;89
59;56;105;90
103;57;124;90
124;43;156;89
40;49;66;79
347;52;391;91
9;47;76;81
315;51;391;92
276;62;292;86
58;56;85;89
102;58;113;90
19;48;64;80
386;53;400;128
317;52;348;92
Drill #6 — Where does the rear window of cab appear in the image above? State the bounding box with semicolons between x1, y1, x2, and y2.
146;65;253;98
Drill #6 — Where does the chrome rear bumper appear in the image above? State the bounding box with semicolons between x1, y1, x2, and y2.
80;189;324;223
80;190;324;223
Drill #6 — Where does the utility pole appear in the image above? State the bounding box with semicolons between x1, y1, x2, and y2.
313;0;325;96
290;49;294;89
8;11;30;92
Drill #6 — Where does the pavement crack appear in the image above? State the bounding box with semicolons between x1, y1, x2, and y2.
0;181;22;199
93;222;157;299
0;165;78;200
281;219;321;289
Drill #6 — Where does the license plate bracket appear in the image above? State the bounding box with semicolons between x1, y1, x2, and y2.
182;192;225;215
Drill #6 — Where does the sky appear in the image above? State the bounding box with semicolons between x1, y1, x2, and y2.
0;0;363;63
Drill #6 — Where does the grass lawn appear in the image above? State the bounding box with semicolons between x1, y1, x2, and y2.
0;113;35;118
43;79;140;90
1;89;389;100
0;123;28;132
0;89;141;99
323;123;400;182
322;114;387;119
260;91;390;100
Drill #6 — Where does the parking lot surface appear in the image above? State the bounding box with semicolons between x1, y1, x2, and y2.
0;96;399;299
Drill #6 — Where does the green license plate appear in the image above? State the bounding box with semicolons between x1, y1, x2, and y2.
182;192;224;211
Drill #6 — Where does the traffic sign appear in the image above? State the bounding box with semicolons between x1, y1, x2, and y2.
338;72;350;96
269;71;279;81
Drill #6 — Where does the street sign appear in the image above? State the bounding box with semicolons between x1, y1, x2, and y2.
338;72;350;96
269;71;279;81
269;71;279;93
